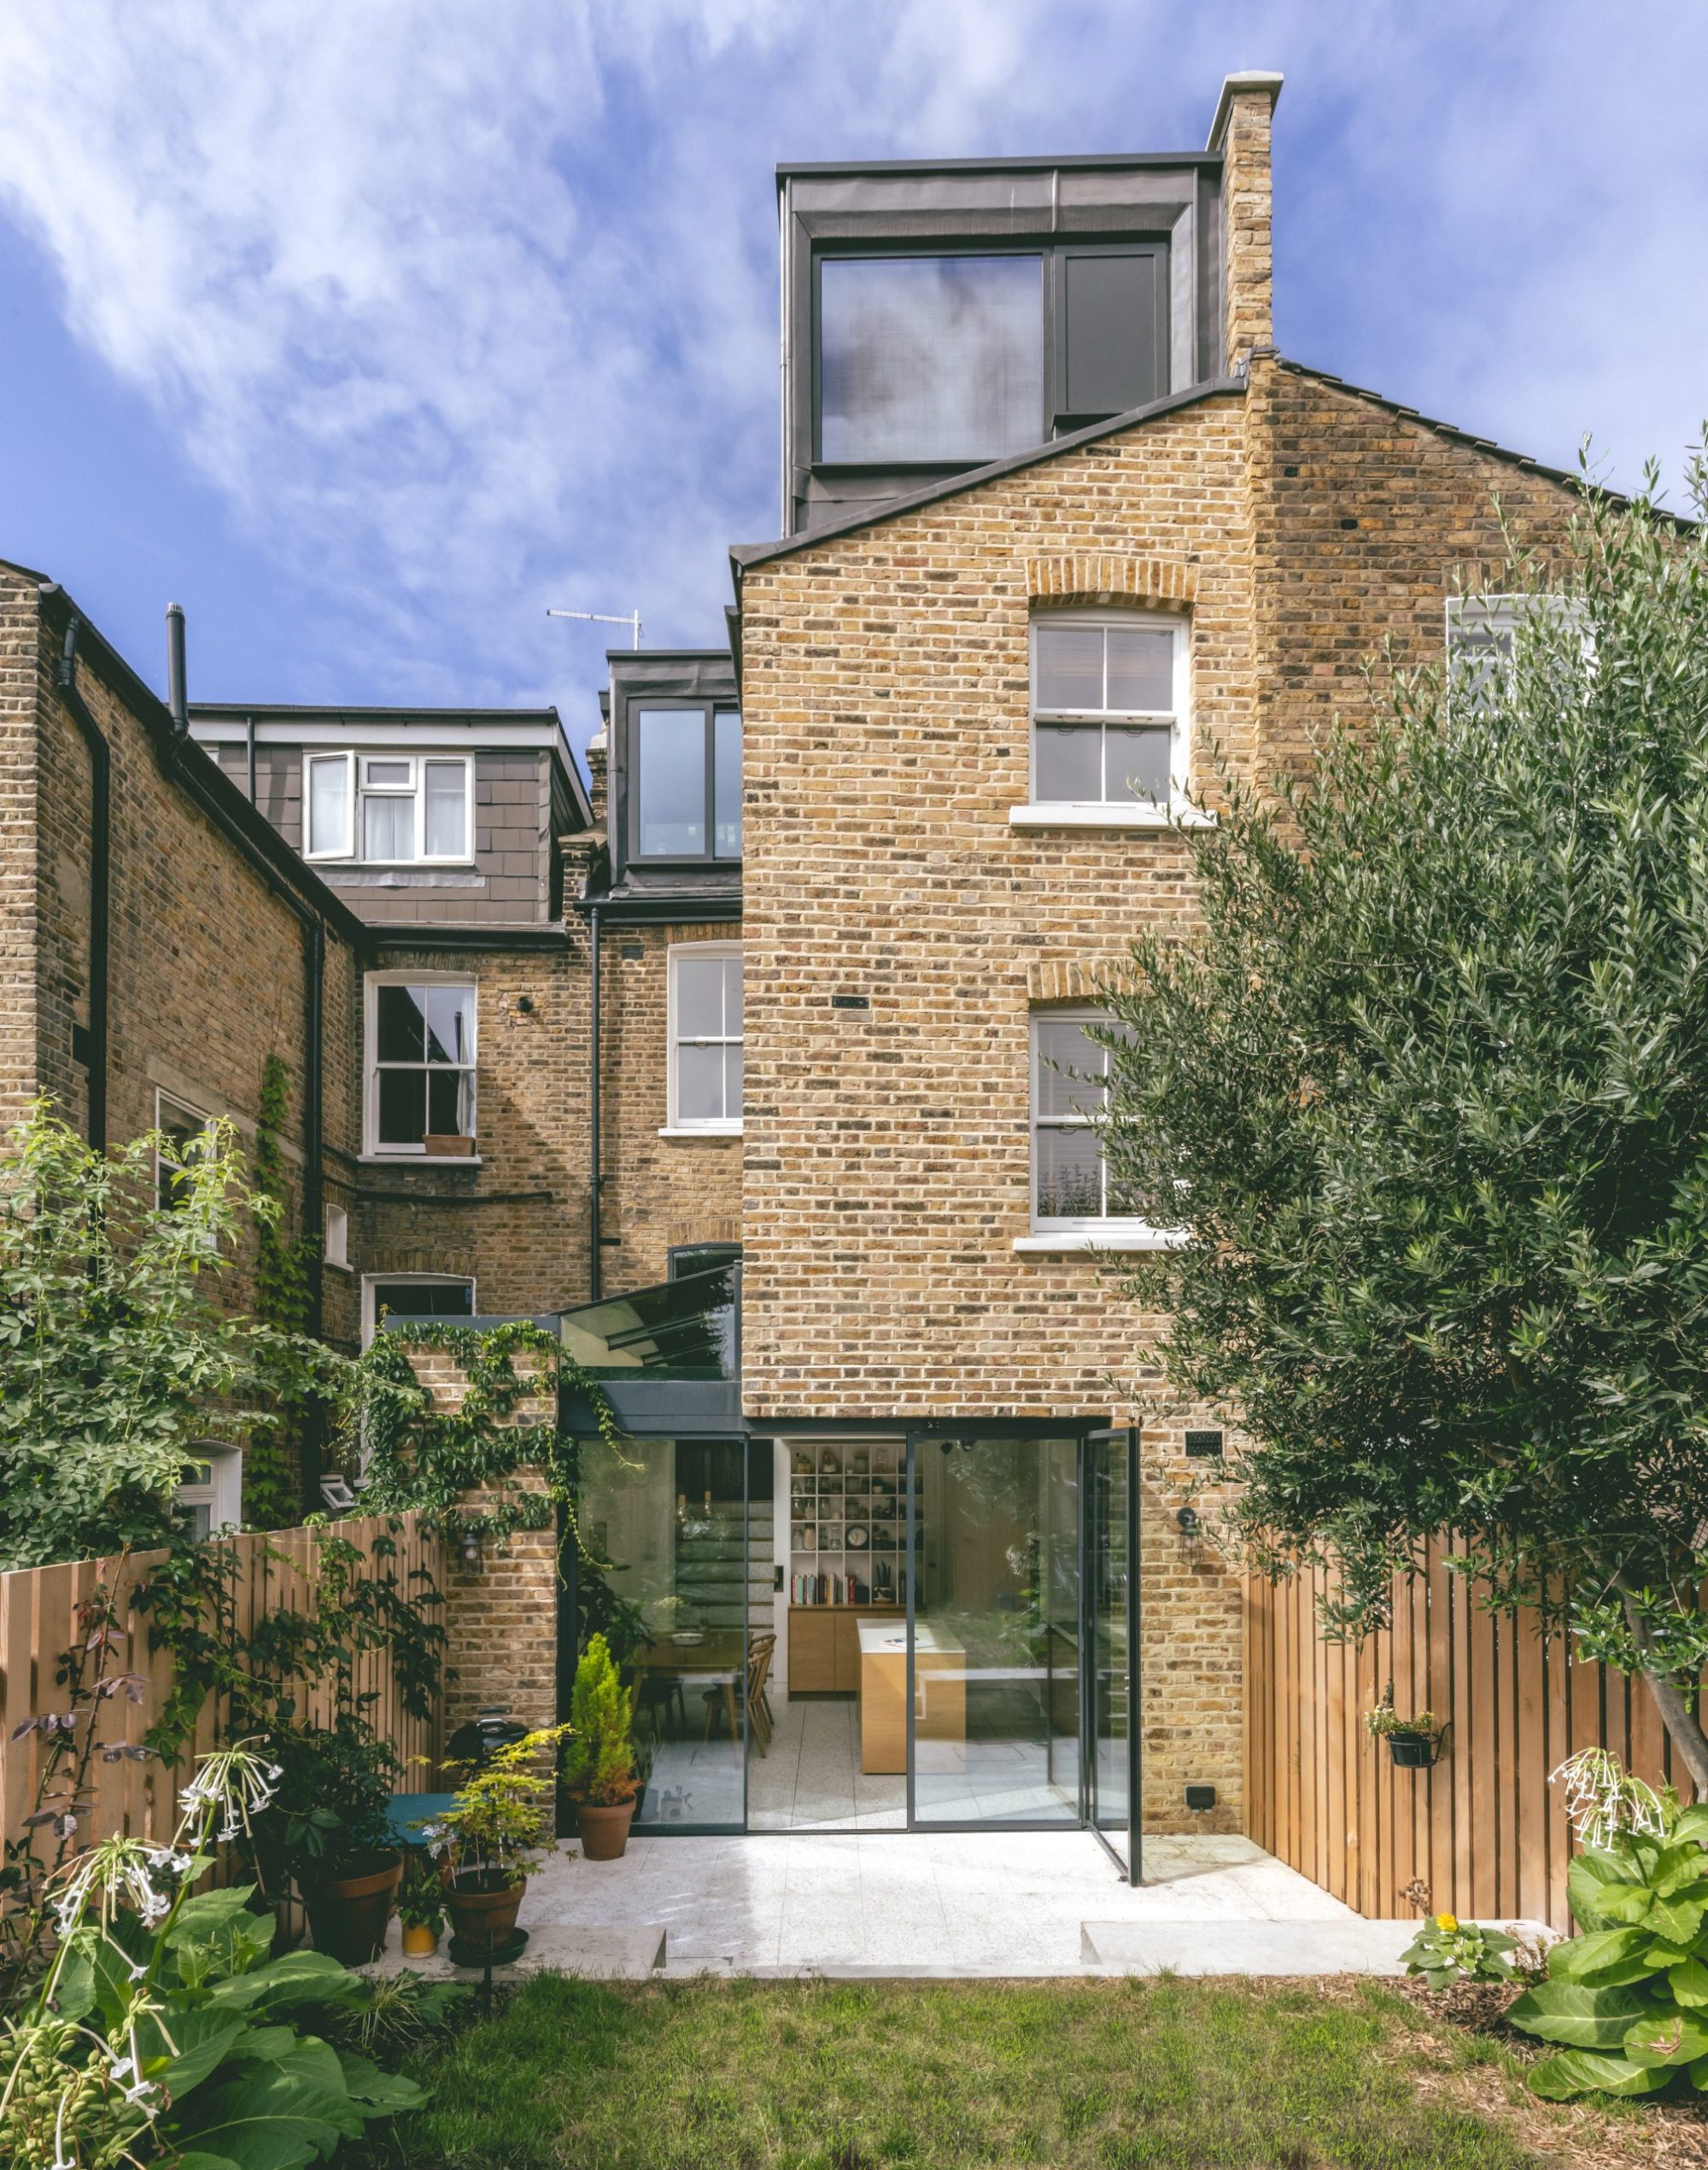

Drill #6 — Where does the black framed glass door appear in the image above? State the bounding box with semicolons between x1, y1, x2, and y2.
1085;1426;1141;1883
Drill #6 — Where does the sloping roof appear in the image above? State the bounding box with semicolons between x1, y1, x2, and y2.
728;377;1248;574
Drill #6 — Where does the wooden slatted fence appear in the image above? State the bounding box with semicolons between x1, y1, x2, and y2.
0;1514;444;1861
1245;1540;1698;1928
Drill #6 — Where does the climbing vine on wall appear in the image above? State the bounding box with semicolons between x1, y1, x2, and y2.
343;1320;648;1660
245;1055;319;1527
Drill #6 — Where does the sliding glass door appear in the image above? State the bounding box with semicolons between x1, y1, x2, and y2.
907;1434;1082;1825
1085;1426;1140;1881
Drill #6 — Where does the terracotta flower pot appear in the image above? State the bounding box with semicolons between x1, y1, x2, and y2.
401;1922;441;1957
302;1852;402;1965
424;1133;476;1157
444;1872;526;1952
575;1797;637;1861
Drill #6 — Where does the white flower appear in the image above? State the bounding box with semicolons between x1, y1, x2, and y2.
52;1837;170;1937
1551;1747;1666;1851
178;1742;280;1840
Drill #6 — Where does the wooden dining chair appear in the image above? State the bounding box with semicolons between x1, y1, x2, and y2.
702;1632;777;1754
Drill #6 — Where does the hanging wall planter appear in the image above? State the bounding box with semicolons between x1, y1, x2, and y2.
1365;1687;1448;1770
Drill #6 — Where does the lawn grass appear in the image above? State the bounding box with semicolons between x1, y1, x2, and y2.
353;1973;1547;2169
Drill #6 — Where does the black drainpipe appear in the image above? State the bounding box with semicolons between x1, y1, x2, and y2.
56;617;110;1155
587;900;602;1300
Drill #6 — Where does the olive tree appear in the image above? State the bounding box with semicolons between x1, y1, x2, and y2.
1100;459;1708;1786
0;1103;338;1569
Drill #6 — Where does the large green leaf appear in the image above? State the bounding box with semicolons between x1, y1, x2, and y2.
1508;1980;1652;2049
88;1915;155;2029
1649;1845;1708;1899
208;1949;360;2012
48;1941;97;2024
164;2038;366;2170
1671;1959;1708;2008
1670;1808;1708;1850
1567;1851;1648;1930
1547;1927;1655;1985
170;2155;244;2170
1647;1895;1707;1946
335;2048;427;2113
167;1884;260;1942
1624;2009;1708;2068
1529;2050;1671;2100
145;2007;252;2097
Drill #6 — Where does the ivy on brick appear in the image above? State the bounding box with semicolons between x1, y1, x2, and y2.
244;1054;319;1530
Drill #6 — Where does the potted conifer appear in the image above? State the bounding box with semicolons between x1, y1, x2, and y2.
430;1722;571;1961
564;1634;640;1860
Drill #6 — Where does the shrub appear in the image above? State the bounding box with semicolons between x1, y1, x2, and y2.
562;1634;638;1806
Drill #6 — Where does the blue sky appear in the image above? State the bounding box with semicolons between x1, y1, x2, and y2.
1;3;1704;763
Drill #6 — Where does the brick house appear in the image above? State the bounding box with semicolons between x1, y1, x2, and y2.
1;69;1594;1872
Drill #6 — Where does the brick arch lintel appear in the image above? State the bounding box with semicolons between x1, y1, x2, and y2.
1027;956;1143;1004
1026;555;1198;609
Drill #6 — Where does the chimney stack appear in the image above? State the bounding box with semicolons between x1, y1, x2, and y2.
1207;71;1284;377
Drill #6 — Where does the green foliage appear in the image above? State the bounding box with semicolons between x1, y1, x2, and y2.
562;1634;637;1805
255;1717;400;1885
1400;1912;1517;1990
1509;1764;1708;2097
343;1319;650;1663
1364;1687;1445;1746
0;1747;425;2169
396;1855;445;1935
1099;453;1708;1779
0;1103;342;1570
245;1054;322;1530
430;1724;571;1891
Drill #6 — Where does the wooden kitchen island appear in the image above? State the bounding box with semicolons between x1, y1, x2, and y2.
857;1619;966;1775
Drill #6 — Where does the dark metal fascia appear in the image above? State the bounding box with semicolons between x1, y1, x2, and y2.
366;922;570;953
571;893;740;927
728;376;1247;571
775;151;1224;184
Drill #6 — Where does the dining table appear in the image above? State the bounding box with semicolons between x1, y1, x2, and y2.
633;1628;747;1742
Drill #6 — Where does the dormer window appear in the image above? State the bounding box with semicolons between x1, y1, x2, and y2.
304;752;471;863
632;705;741;863
814;243;1168;467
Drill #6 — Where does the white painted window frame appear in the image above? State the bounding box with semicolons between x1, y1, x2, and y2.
1022;1007;1179;1253
664;940;743;1137
177;1440;243;1535
154;1088;216;1214
360;1272;477;1348
1021;609;1192;823
303;751;473;865
363;970;478;1157
323;1202;349;1271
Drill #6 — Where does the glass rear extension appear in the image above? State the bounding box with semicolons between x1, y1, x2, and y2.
557;1272;1141;1879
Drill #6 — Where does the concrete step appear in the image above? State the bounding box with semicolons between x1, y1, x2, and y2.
1079;1917;1420;1975
365;1921;666;1982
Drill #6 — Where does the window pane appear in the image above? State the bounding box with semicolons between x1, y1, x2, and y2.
723;1044;743;1118
1034;623;1103;711
376;985;427;1063
1105;629;1174;712
365;758;412;787
1105;725;1172;805
424;985;474;1065
1034;725;1102;802
636;710;706;857
677;1043;726;1123
363;792;414;861
427;1067;471;1136
714;711;742;858
726;956;743;1032
377;1067;426;1146
676;956;728;1040
1036;1127;1106;1220
307;757;351;856
1035;1017;1108;1120
820;254;1043;463
424;763;466;856
372;1280;474;1319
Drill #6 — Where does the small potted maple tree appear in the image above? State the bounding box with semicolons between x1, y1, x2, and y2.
430;1722;571;1959
563;1634;640;1859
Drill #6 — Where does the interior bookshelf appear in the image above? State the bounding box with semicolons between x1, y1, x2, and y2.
787;1445;909;1606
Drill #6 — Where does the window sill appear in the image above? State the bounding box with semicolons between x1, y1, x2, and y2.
658;1126;743;1141
358;1152;484;1166
1008;804;1216;831
1014;1225;1185;1254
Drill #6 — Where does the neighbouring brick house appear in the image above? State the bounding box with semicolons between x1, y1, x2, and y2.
2;69;1597;1873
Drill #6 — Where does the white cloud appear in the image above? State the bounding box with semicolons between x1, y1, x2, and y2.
0;2;1704;717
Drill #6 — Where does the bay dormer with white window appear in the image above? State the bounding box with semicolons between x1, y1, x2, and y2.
184;704;591;930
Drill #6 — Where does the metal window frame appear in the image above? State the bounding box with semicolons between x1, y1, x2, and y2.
666;940;744;1134
1028;609;1189;811
363;969;478;1156
627;701;744;868
810;237;1172;468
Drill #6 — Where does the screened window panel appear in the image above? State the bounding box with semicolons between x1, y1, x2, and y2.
307;757;352;856
713;710;742;857
671;951;742;1126
723;1044;743;1113
1104;629;1174;711
363;793;412;862
1034;624;1103;710
1062;252;1158;418
1035;1017;1108;1120
365;759;411;787
424;763;466;856
1035;725;1102;802
675;956;728;1040
676;1044;727;1124
636;710;707;857
819;254;1044;464
1105;726;1171;804
1036;1128;1105;1220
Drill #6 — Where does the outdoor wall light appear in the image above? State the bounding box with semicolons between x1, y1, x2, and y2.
1176;1506;1201;1536
458;1528;484;1571
516;994;535;1015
